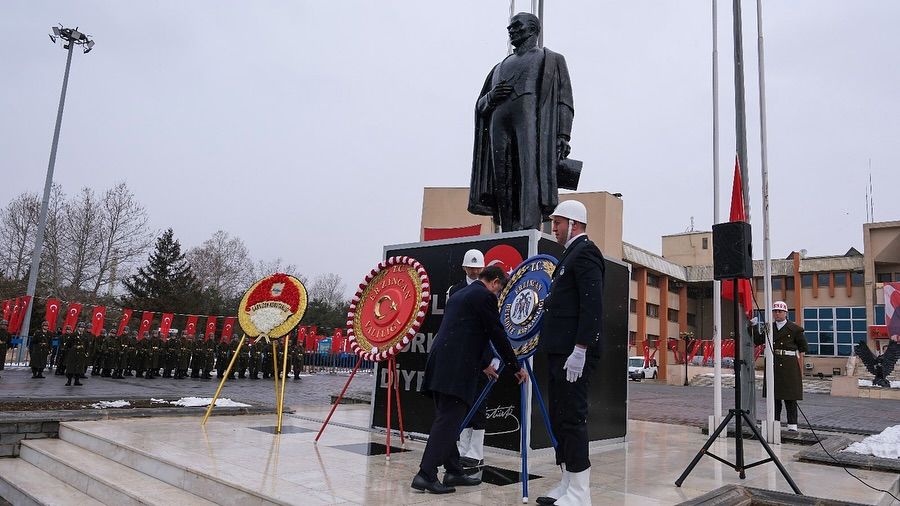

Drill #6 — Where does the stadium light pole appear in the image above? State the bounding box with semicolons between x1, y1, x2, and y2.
17;26;94;361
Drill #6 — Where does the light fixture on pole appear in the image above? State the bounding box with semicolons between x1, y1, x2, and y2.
16;25;95;362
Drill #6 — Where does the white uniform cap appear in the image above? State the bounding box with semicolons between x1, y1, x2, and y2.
549;200;588;224
773;301;788;312
461;249;485;268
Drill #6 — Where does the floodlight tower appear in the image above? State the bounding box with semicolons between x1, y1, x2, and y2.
17;26;94;360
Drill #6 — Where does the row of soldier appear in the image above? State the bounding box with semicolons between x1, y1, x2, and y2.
25;320;307;386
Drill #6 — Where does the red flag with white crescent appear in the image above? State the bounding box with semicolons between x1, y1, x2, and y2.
62;303;83;333
137;311;154;340
45;298;62;332
297;326;307;345
10;296;31;334
331;328;344;353
1;299;11;322
720;156;754;319
204;316;217;341
117;309;133;336
90;306;106;336
7;298;21;331
221;316;235;342
159;313;174;340
184;315;198;337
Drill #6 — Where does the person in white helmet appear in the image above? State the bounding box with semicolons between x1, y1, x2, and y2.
750;301;807;431
447;249;496;468
537;199;604;506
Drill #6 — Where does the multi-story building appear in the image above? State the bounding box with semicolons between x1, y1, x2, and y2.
420;187;899;380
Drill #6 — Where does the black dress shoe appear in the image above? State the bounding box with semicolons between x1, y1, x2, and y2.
459;456;484;468
443;473;481;487
411;475;455;494
536;496;557;505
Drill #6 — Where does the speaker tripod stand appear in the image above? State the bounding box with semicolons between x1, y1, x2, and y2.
675;278;801;495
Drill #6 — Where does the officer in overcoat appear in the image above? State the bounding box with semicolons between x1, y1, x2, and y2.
750;300;807;431
29;321;52;378
412;266;525;494
64;323;89;386
538;200;605;506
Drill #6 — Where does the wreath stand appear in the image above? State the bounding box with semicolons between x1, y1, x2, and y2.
315;354;406;460
459;358;556;504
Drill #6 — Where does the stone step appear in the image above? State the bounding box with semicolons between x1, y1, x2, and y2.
58;422;291;506
0;458;105;506
19;438;217;506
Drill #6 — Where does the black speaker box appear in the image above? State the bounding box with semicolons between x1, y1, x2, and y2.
712;221;753;280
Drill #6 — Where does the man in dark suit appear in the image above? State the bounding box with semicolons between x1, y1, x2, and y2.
412;266;527;494
538;200;604;506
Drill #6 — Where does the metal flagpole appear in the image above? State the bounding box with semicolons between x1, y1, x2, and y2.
711;0;724;432
755;0;778;443
731;0;757;424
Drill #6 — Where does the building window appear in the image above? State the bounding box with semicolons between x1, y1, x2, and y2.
785;277;795;290
801;274;813;288
646;303;660;318
817;273;830;287
803;306;867;357
647;334;660;347
629;299;637;313
772;277;783;291
834;272;847;287
876;272;893;283
647;273;660;287
851;273;864;286
702;237;709;249
630;268;639;281
628;331;636;346
687;313;697;327
669;282;681;294
667;308;679;323
875;305;885;325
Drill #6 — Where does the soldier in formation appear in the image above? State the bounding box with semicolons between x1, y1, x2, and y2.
29;321;51;379
63;323;90;386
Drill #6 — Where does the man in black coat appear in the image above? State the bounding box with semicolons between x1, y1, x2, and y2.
538;200;604;506
412;266;527;494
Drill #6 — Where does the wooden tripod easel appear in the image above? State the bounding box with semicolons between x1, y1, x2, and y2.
315;355;406;460
202;333;294;434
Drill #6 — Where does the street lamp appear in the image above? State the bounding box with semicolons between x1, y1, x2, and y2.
17;26;94;361
680;331;694;387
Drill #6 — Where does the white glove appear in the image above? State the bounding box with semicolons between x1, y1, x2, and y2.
563;346;586;382
750;317;759;326
489;358;500;370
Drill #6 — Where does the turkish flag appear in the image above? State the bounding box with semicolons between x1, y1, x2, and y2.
90;306;106;336
720;156;754;319
184;315;198;337
117;309;133;336
306;326;319;351
221;317;235;342
331;328;346;353
7;298;22;333
204;316;216;341
45;298;62;332
62;303;83;333
137;311;154;340
297;326;307;346
10;296;31;334
159;313;174;340
1;299;11;322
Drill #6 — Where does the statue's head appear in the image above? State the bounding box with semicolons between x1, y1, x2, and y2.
508;12;540;48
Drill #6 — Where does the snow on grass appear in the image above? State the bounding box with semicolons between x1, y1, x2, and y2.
88;400;131;409
857;379;900;388
842;425;900;459
170;397;250;408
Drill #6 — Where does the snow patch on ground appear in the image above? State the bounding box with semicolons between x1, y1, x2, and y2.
857;379;900;388
150;398;167;403
88;400;131;409
170;397;250;408
842;425;900;459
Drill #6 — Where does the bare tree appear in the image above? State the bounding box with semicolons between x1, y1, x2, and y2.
187;230;253;299
60;187;103;296
310;273;347;308
0;192;40;280
91;182;152;297
254;257;302;283
39;184;65;295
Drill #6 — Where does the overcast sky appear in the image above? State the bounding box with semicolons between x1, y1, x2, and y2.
3;1;898;294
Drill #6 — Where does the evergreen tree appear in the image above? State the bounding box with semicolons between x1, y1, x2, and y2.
122;228;201;312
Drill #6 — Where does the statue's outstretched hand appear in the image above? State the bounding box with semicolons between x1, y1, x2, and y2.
487;83;513;107
557;137;571;159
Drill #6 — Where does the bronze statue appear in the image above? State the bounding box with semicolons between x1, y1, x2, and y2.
469;12;577;232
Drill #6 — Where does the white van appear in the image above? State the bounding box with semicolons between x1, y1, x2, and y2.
627;356;658;380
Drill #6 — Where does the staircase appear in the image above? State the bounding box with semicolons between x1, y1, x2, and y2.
0;421;281;505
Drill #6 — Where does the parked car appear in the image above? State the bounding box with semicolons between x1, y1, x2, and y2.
628;356;658;381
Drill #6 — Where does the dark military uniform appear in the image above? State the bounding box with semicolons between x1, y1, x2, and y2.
146;334;162;379
29;327;52;378
162;335;177;377
177;336;193;379
0;323;9;378
215;339;230;378
64;330;89;386
751;319;807;424
248;340;262;379
261;342;273;379
100;333;118;377
290;338;304;380
55;329;72;375
236;338;250;378
89;332;105;376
